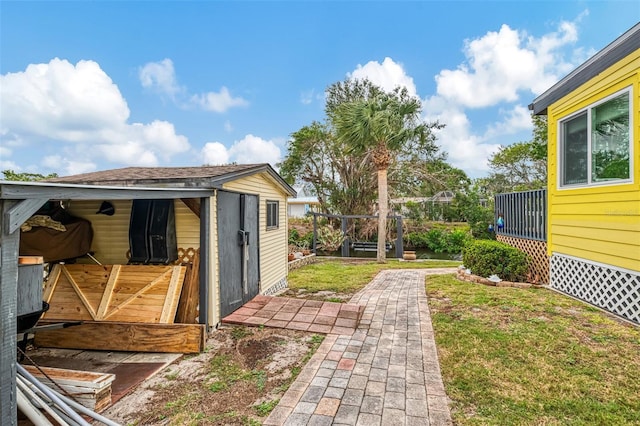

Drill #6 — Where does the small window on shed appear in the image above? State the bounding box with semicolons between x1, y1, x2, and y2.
266;200;279;230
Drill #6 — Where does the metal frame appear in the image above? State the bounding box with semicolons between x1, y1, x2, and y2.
494;189;547;242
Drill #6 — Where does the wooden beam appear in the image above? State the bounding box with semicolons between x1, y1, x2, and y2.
180;198;200;218
159;266;184;323
61;266;98;321
34;321;206;354
1;182;213;201
0;200;19;425
175;250;200;324
96;265;120;320
4;198;47;234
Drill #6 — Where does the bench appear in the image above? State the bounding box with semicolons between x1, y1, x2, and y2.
351;242;392;252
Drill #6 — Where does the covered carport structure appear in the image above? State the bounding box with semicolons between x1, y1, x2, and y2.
0;180;214;425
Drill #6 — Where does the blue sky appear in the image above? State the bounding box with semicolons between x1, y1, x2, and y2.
1;1;638;179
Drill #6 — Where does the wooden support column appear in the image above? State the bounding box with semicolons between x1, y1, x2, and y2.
1;200;18;426
1;198;45;425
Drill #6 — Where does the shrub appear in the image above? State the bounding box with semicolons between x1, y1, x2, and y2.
288;229;300;245
462;240;529;281
404;228;471;253
446;229;472;253
316;225;345;252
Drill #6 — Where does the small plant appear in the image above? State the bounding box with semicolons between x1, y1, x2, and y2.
253;399;279;416
251;370;267;391
209;381;227;392
462;239;529;281
231;326;253;340
316;224;345;252
165;370;179;380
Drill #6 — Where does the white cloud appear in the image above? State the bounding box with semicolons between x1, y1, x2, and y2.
190;87;248;113
201;142;230;165
483;105;533;139
349;57;417;97
200;134;282;167
419;17;588;177
229;134;281;165
42;155;97;175
139;58;248;113
224;120;233;132
139;58;182;97
435;22;579;108
0;58;190;172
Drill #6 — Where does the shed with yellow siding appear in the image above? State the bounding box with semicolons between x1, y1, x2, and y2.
530;23;640;324
47;163;296;328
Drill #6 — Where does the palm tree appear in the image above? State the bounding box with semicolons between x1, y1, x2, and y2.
334;87;427;262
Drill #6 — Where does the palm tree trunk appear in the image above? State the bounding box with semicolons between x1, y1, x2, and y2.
377;168;388;263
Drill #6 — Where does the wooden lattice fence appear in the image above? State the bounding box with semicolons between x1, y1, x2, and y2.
497;235;549;284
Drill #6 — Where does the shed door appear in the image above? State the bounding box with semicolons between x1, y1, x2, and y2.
218;191;260;317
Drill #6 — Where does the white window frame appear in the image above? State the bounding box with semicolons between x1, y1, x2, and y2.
557;86;633;189
266;200;279;230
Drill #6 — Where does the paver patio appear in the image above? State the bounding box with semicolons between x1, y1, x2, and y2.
222;296;365;335
263;268;455;425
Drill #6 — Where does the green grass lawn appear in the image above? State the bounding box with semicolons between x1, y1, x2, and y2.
426;274;640;426
287;258;460;294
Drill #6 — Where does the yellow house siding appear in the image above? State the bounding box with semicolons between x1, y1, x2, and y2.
175;200;200;249
67;200;201;265
66;200;132;264
547;48;640;272
222;173;289;293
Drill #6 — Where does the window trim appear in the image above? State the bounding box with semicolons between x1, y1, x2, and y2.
266;200;279;230
557;86;633;190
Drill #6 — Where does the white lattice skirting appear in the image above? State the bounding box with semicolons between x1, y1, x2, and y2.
550;254;640;325
262;276;288;296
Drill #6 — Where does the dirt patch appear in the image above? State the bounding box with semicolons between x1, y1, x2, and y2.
102;326;323;425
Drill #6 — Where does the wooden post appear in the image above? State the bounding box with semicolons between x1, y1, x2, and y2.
341;217;349;257
312;213;317;253
1;200;19;425
395;216;404;259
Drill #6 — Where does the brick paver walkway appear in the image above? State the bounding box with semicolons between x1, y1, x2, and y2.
264;268;455;425
222;296;365;335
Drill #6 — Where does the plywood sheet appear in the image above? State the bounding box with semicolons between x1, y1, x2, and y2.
35;321;206;353
42;264;186;323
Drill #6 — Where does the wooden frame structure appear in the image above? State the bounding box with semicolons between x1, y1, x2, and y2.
0;180;213;426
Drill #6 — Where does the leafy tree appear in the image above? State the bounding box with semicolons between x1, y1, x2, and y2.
486;114;547;193
2;170;58;181
332;84;437;262
453;187;494;240
279;122;377;216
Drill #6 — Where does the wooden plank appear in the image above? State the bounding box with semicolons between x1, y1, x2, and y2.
35;321;206;353
102;268;172;321
5;198;47;234
160;266;184;323
43;264;62;303
62;266;98;320
22;365;115;390
96;265;121;320
180;198;201;218
176;250;200;324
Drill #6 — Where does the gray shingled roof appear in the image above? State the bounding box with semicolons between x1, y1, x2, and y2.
47;163;296;195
